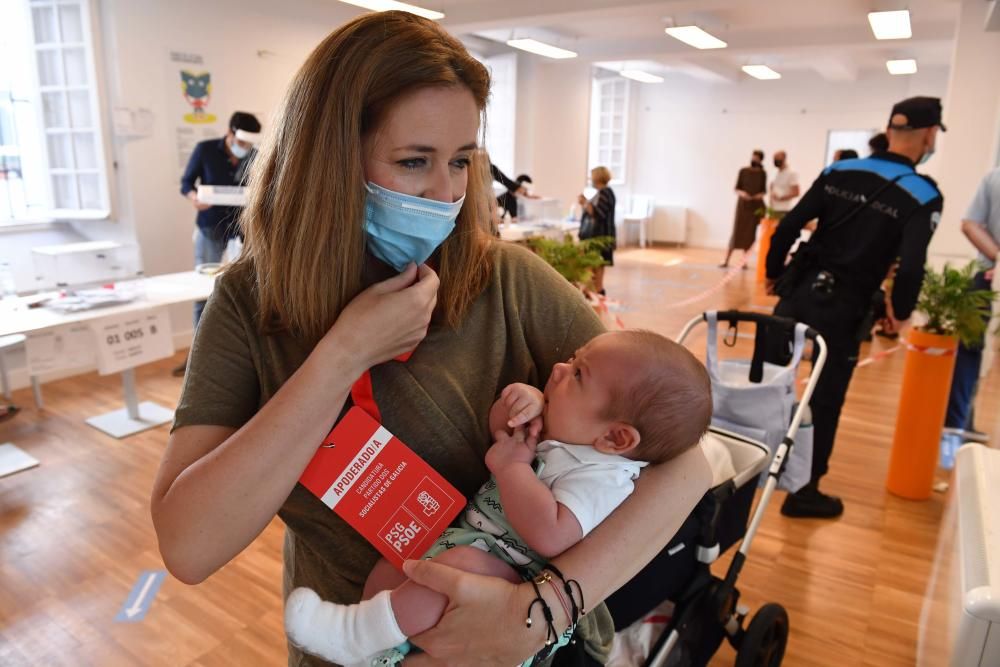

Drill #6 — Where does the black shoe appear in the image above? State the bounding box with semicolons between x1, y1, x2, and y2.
781;484;843;518
0;404;20;423
875;329;899;340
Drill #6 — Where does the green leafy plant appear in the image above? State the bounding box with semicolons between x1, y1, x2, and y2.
916;261;996;346
526;235;615;287
753;205;782;219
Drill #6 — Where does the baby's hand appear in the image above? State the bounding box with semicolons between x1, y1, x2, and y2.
486;427;538;473
499;383;544;439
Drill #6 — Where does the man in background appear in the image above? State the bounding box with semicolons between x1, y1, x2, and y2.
491;163;538;222
944;166;1000;439
769;150;800;220
497;172;533;221
176;111;261;375
765;97;945;518
868;132;889;155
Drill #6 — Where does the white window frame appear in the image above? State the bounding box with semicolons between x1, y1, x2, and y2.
1;0;112;226
477;52;517;178
588;75;629;185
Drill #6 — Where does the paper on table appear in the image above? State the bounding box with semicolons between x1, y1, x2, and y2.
25;325;96;375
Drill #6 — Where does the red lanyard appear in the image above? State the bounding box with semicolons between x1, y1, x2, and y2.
349;352;412;422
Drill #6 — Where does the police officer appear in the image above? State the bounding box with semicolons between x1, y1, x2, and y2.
765;97;945;518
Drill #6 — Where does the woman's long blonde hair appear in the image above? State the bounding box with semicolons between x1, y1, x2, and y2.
236;11;494;343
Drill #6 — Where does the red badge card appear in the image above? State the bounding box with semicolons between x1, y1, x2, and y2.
299;407;465;569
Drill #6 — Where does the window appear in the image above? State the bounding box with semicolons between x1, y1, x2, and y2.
0;0;110;224
588;75;629;184
825;129;878;165
477;52;517;178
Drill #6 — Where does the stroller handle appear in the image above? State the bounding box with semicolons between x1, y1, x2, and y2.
709;310;820;342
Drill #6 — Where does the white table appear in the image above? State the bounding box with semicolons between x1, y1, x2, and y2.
0;271;216;438
498;219;580;243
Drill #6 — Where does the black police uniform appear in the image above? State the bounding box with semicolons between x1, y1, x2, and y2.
765;152;942;489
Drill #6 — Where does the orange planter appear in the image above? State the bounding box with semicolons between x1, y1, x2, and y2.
886;328;958;500
755;217;778;283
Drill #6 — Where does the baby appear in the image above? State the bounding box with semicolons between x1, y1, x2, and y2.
285;330;713;666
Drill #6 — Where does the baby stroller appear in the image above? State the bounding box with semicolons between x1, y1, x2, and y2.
605;310;827;667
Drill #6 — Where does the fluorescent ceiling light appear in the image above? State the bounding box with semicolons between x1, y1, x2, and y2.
337;0;444;20
886;58;918;75
868;10;912;40
742;65;781;80
620;69;664;83
506;38;577;59
664;26;727;50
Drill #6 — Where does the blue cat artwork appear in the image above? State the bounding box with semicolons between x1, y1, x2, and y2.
180;70;217;124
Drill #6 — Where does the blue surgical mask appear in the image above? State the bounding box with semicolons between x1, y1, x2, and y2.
364;181;465;272
230;139;249;159
918;146;935;165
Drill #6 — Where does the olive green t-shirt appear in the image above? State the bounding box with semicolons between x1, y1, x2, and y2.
173;242;613;666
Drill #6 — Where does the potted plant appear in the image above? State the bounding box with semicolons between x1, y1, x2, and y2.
915;261;995;345
887;261;996;500
526;234;615;291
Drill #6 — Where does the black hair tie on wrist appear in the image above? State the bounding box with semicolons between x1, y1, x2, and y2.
543;563;586;621
526;574;559;658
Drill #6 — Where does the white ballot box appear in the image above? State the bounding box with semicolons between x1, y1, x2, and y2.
32;241;143;289
197;185;248;206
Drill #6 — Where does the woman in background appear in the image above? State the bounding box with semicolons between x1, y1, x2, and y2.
720;149;767;269
578;165;617;295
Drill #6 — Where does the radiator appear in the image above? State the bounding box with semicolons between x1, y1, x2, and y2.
649;205;687;244
952;444;1000;666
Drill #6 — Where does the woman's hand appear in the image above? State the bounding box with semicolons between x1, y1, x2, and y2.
329;262;439;371
401;560;566;666
577;194;587;206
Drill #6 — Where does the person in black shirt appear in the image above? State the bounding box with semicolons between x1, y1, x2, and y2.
868;132;889;155
578;165;617;295
765;96;945;518
832;148;859;161
180;111;260;312
490;163;535;221
175;111;261;375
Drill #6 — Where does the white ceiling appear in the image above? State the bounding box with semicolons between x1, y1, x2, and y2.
429;0;960;82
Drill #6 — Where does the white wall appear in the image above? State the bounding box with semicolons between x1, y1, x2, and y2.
516;62;949;248
521;60;593;216
87;0;356;339
926;0;1000;262
91;0;357;271
629;69;950;248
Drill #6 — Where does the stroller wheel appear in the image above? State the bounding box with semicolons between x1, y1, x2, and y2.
735;603;788;667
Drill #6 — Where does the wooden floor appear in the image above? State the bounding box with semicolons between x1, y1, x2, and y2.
1;245;995;666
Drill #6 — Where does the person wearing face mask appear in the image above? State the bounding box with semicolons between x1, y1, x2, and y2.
176;111;262;374
151;12;711;667
764;96;945;519
720;149;767;268
768;150;799;220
